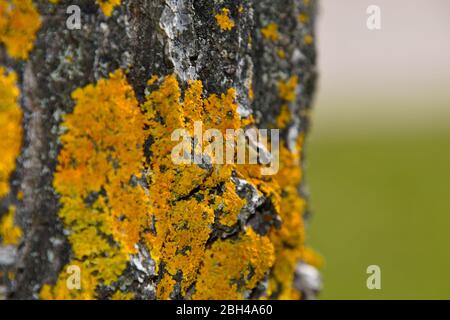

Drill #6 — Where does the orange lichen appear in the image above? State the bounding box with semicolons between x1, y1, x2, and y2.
0;0;41;59
0;206;22;245
248;79;254;101
43;66;313;299
277;49;286;59
298;13;310;24
193;229;275;299
218;182;246;227
215;8;235;31
267;135;306;299
303;34;314;45
41;70;148;299
96;0;121;17
146;75;159;86
302;246;324;269
276;105;292;129
261;23;279;42
141;75;253;298
143;74;314;299
278;76;298;102
0;67;22;198
111;291;135;300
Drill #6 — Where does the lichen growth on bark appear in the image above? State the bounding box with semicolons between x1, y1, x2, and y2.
215;8;235;31
278;76;299;103
261;23;279;42
142;74;275;299
2;0;320;300
193;229;274;299
40;67;317;299
0;0;41;59
0;206;22;245
41;70;148;299
0;67;21;198
96;0;122;16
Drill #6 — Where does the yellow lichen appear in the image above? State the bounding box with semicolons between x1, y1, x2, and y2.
43;66;313;299
218;181;246;227
302;246;324;269
261;23;279;42
0;67;22;198
215;8;235;31
276;105;292;129
278;76;298;102
193;229;275;299
303;34;314;45
248;79;254;101
298;13;309;24
0;206;22;245
0;0;41;59
142;74;312;299
111;291;135;300
146;75;159;86
141;75;253;298
277;49;286;59
96;0;121;17
41;70;148;299
267;135;307;299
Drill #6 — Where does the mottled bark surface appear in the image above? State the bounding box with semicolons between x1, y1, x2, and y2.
0;0;319;300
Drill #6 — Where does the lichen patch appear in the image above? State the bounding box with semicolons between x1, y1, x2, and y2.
0;67;22;198
261;23;279;42
0;206;22;245
0;0;41;59
215;8;235;31
41;70;148;299
42;68;313;299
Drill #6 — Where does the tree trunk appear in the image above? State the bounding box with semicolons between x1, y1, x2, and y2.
0;0;320;300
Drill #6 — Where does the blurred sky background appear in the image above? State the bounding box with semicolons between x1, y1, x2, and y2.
308;0;450;299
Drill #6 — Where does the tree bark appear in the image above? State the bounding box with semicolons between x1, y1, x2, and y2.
0;0;320;300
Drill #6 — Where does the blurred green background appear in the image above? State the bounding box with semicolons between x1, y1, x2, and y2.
307;130;450;299
307;0;450;299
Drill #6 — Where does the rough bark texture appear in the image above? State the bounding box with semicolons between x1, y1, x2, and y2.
0;0;320;300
